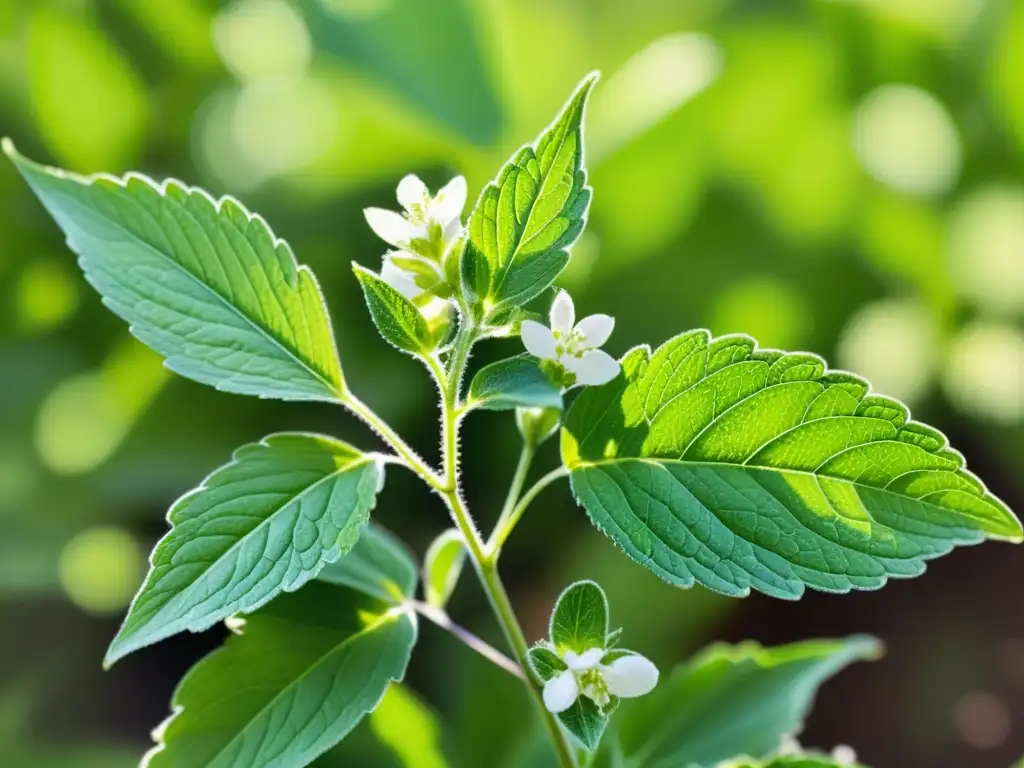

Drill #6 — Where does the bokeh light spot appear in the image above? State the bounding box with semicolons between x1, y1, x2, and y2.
213;0;311;82
708;278;811;351
947;185;1024;316
853;84;961;197
59;526;145;616
952;690;1011;750
943;322;1024;424
15;259;79;332
837;299;937;404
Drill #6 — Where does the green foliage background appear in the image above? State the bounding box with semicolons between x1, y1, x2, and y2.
0;0;1021;765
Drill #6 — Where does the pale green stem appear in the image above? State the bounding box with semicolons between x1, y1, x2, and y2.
486;466;570;559
409;600;523;680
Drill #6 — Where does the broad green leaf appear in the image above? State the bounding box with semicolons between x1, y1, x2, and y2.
423;529;465;608
295;0;502;146
468;354;563;412
560;696;609;752
106;433;383;666
613;636;879;767
462;74;596;315
319;523;418;605
145;577;417;767
550;580;609;653
561;330;1022;599
5;142;344;402
353;263;433;355
369;684;451;768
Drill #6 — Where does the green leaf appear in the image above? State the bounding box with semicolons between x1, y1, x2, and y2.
526;646;566;682
353;263;433;355
295;0;502;146
561;330;1022;599
423;529;465;608
105;433;383;666
559;695;609;752
462;74;596;315
318;523;418;605
468;354;563;412
4;142;344;402
369;684;451;768
550;579;609;653
145;577;417;767
613;636;880;767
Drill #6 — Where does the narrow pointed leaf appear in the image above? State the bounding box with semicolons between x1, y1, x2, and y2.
353;263;433;355
423;529;465;608
561;330;1022;599
550;580;609;653
468;354;563;412
144;576;417;767
106;433;383;666
613;636;879;767
462;74;596;315
5;142;344;401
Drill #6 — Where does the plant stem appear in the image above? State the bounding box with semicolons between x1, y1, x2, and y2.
341;391;444;490
490;443;536;547
487;466;569;559
409;600;523;680
435;319;577;768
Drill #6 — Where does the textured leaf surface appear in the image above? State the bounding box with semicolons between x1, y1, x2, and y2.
353;263;433;355
614;636;879;768
107;433;382;665
550;580;609;653
145;558;417;768
468;354;563;411
462;74;595;314
5;142;343;401
561;330;1021;599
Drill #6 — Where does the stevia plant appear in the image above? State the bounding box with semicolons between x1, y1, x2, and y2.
5;72;1020;768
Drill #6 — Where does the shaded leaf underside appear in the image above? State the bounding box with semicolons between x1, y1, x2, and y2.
562;330;1021;599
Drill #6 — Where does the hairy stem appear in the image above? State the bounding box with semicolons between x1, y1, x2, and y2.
410;600;523;680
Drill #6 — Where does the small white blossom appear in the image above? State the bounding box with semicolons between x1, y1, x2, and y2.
831;745;858;765
364;173;466;251
365;174;466;301
521;290;620;387
542;646;658;714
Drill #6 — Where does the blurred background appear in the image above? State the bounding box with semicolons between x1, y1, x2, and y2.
0;0;1022;765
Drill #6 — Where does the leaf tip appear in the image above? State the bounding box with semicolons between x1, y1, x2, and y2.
1;136;16;159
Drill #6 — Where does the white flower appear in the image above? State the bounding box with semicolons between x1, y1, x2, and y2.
364;173;466;252
542;647;658;714
521;290;620;386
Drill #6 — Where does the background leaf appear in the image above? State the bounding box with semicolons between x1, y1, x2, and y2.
106;433;382;665
145;565;417;767
422;529;465;609
353;263;433;356
369;684;451;768
5;143;344;402
468;354;563;412
562;330;1021;599
295;0;502;146
463;74;595;314
612;635;879;767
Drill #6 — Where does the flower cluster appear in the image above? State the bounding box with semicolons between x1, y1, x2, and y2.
364;173;466;300
542;645;659;714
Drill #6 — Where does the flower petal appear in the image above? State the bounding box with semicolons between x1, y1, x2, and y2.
521;320;558;360
565;349;620;386
574;314;615;349
564;647;605;671
543;670;579;714
381;259;424;300
602;654;659;699
432;175;467;225
549;290;575;335
396;174;427;210
365;207;413;246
